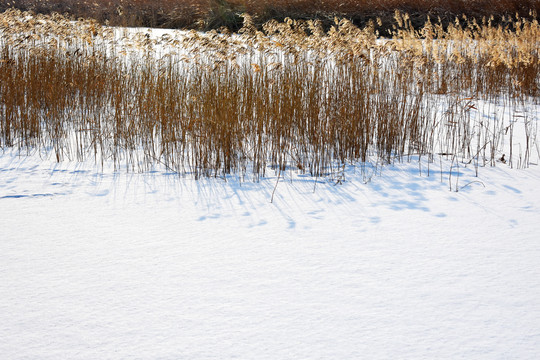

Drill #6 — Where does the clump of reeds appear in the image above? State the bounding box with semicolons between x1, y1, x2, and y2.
0;9;538;182
2;0;538;32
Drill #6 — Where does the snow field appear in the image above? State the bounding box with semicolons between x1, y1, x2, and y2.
1;151;540;359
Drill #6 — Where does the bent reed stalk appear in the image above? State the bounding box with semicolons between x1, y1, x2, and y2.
1;9;539;181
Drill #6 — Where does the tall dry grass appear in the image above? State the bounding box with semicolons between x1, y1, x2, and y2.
1;0;538;31
0;9;538;181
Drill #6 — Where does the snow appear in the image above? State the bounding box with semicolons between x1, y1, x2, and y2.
2;20;540;360
2;148;540;359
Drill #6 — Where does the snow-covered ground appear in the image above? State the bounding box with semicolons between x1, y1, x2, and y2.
1;148;540;359
2;17;540;359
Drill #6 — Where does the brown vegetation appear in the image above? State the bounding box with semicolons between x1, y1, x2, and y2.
0;0;538;31
0;9;538;181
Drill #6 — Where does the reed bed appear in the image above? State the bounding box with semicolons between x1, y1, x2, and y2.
2;0;538;31
0;9;538;181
